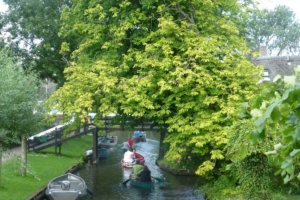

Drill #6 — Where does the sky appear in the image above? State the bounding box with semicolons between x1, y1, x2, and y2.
258;0;300;19
0;0;6;13
0;1;299;16
0;0;299;21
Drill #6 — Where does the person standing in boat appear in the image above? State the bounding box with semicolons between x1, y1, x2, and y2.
123;148;135;163
138;131;143;141
121;141;130;153
128;137;134;150
131;160;144;180
133;130;140;142
138;165;152;182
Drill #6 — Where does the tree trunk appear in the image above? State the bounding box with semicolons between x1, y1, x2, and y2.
158;128;167;160
0;144;2;186
20;135;27;176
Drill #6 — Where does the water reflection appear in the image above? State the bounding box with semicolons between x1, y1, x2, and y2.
78;131;205;200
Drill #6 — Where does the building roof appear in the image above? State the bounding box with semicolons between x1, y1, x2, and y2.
252;55;300;80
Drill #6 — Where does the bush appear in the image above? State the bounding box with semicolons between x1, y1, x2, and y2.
236;153;272;200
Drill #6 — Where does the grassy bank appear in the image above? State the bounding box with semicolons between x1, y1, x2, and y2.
0;134;92;200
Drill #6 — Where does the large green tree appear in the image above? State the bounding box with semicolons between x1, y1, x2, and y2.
1;0;72;84
246;5;300;56
0;48;41;177
49;0;260;176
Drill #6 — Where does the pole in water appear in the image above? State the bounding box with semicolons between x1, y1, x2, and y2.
122;178;131;186
151;176;165;183
87;187;94;196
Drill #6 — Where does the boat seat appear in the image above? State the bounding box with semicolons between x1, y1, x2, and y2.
49;190;79;200
61;180;71;190
50;184;62;190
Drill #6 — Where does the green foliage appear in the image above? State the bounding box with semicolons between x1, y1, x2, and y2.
253;66;300;183
2;0;72;84
246;5;300;55
0;48;42;177
213;75;300;199
227;119;274;162
0;49;41;137
235;153;272;200
49;0;261;177
202;175;241;200
207;154;272;200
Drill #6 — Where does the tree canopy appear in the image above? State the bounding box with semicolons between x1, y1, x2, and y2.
0;49;40;136
246;5;300;56
49;0;261;176
1;0;72;84
0;48;41;177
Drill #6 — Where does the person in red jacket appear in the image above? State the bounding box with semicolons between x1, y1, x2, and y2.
128;137;134;149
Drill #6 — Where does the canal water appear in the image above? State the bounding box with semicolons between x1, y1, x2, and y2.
78;131;205;200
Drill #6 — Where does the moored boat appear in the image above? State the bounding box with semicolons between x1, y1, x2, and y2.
98;147;108;159
85;147;109;160
98;135;118;148
46;173;87;200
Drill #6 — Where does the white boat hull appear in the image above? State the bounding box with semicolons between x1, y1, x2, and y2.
46;173;87;200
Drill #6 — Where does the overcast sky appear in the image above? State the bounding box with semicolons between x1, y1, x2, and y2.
0;0;299;18
258;0;300;19
0;0;6;13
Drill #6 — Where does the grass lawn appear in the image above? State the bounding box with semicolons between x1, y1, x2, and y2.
0;134;93;200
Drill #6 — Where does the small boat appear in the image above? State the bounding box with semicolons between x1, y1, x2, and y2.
46;173;87;200
133;131;146;143
98;147;108;159
85;147;108;160
130;179;153;190
98;135;118;148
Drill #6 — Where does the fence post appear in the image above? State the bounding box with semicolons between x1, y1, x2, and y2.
92;127;99;164
55;128;62;155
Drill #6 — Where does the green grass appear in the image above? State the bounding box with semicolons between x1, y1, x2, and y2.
0;134;93;200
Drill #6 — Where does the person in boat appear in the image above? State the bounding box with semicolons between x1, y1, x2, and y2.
138;165;152;182
133;151;145;165
131;160;144;180
122;141;130;153
123;148;135;163
139;131;143;141
133;130;140;142
128;137;134;150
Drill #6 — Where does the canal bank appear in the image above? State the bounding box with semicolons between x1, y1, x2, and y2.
0;135;93;200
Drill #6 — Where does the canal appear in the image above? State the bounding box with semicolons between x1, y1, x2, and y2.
77;130;205;200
